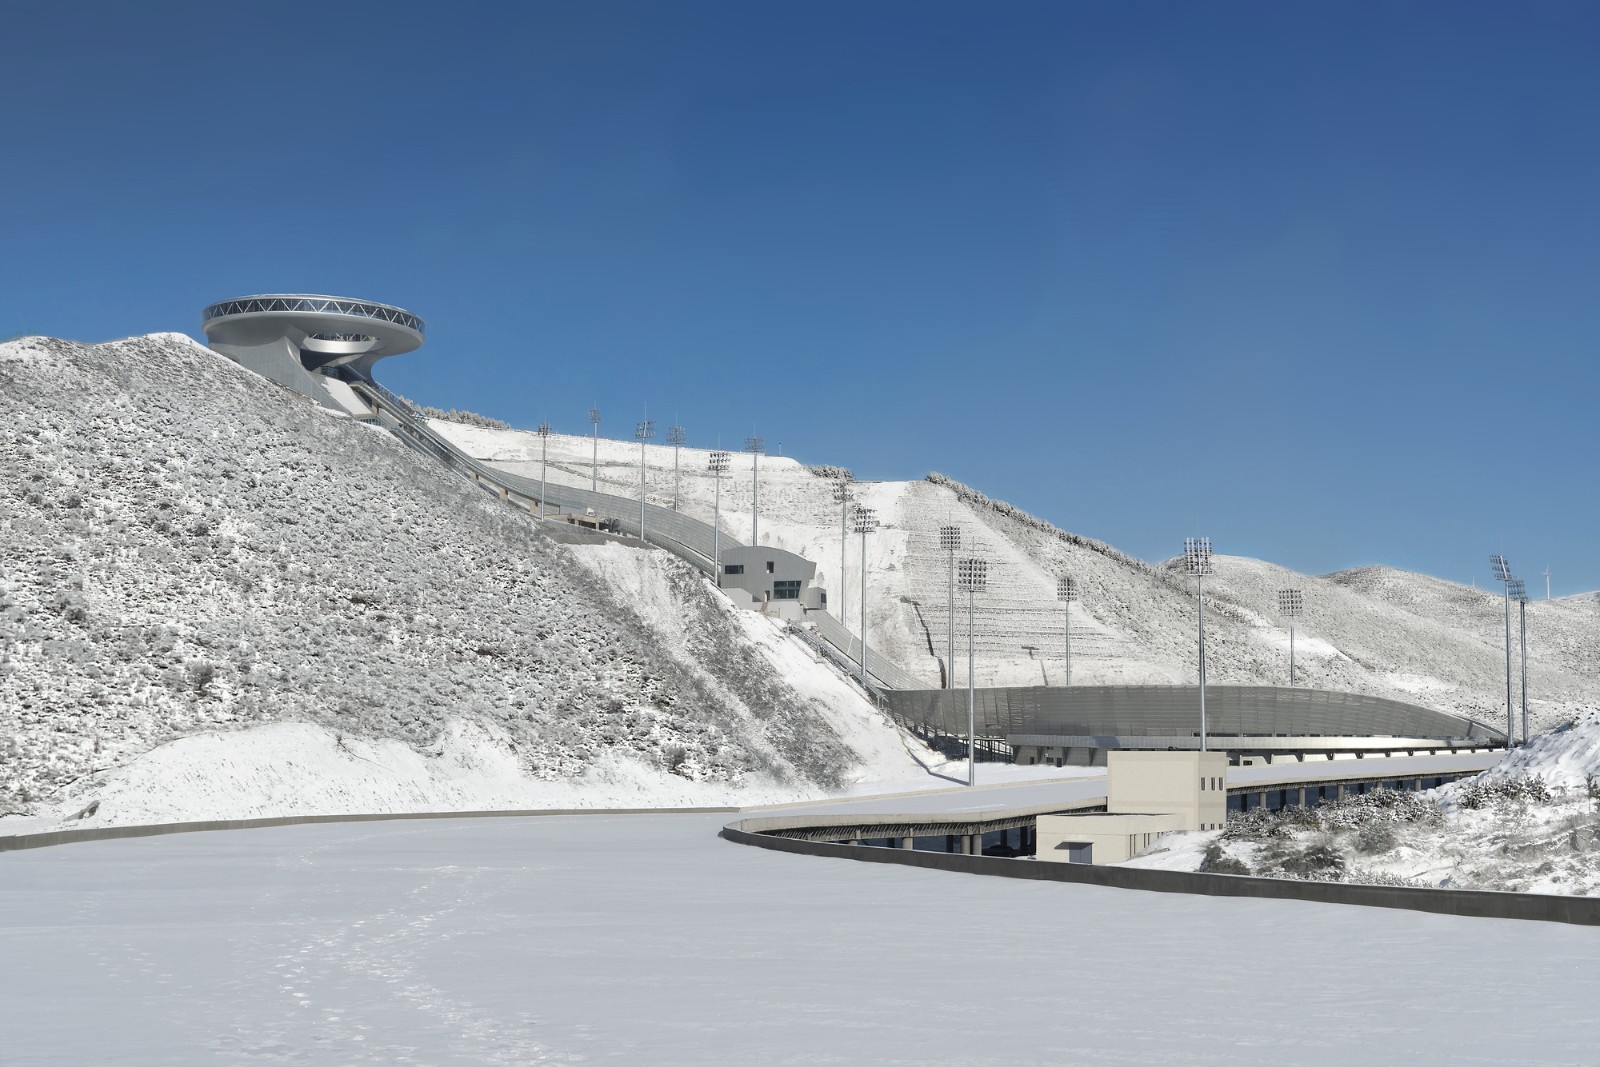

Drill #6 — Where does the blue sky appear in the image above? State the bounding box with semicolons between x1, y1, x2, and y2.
4;1;1597;592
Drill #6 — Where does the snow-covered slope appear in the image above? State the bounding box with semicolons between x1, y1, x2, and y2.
0;335;930;825
1128;712;1600;895
436;421;1600;730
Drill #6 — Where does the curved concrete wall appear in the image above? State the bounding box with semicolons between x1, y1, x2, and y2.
721;821;1600;927
882;684;1501;745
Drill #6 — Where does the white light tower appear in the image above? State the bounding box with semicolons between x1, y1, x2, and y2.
535;422;552;520
852;504;879;688
666;424;687;511
1491;554;1514;747
1277;588;1303;686
744;436;764;545
1184;537;1214;751
588;406;601;491
1543;566;1551;601
958;556;988;786
1056;575;1078;686
833;475;853;621
708;451;731;584
1510;576;1530;745
634;416;655;541
941;525;961;688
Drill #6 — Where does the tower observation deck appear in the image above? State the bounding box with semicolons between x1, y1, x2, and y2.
202;294;424;410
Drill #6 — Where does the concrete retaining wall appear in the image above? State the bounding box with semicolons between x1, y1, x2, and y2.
721;820;1600;927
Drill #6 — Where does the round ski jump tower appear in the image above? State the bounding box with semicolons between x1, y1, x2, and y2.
202;294;425;409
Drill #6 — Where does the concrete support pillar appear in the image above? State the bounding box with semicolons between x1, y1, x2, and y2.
1257;791;1268;811
1335;783;1346;800
900;836;914;850
1295;787;1306;808
497;486;509;503
1413;778;1422;791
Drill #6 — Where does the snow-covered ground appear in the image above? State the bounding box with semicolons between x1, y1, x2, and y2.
4;811;1598;1066
0;335;948;828
436;419;1600;729
1127;713;1600;895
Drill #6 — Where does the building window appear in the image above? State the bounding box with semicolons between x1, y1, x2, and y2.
724;564;744;575
773;580;802;600
766;560;776;574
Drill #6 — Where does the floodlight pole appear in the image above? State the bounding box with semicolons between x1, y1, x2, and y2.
1185;538;1213;752
709;451;730;584
589;407;601;492
536;423;552;520
1509;577;1530;745
745;437;764;545
1277;589;1303;687
941;525;961;688
635;416;655;542
959;557;987;787
667;425;687;511
1519;596;1529;744
1491;555;1514;747
1057;576;1078;687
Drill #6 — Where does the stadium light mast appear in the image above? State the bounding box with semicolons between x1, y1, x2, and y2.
634;416;655;542
745;436;764;545
958;556;988;786
941;525;962;688
1056;575;1078;686
852;505;879;688
666;424;687;512
1491;554;1514;748
1543;566;1551;601
1510;577;1530;745
535;422;553;520
588;406;601;491
1277;588;1303;687
1184;538;1214;751
832;475;853;621
708;451;730;584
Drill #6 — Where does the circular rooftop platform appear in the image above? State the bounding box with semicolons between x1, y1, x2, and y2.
202;294;425;360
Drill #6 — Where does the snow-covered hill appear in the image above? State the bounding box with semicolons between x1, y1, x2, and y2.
1129;713;1600;895
436;421;1600;730
0;334;930;826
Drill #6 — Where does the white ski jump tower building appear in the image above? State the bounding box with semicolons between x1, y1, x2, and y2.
202;294;424;412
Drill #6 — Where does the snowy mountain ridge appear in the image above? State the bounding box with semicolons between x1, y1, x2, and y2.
0;334;928;826
439;419;1600;730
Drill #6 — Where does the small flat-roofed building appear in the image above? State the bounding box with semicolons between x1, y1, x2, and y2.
1036;812;1188;865
717;546;824;620
1107;750;1229;832
1038;750;1229;865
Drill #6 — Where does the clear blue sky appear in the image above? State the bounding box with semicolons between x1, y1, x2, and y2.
5;1;1597;592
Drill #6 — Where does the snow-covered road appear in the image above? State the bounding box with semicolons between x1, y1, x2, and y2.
5;807;1597;1065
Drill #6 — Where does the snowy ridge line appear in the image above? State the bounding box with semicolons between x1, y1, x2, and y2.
720;820;1600;927
924;472;1149;572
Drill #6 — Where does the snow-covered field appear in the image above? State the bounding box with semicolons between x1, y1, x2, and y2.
438;419;1600;729
1128;713;1600;895
0;335;940;828
5;810;1599;1066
